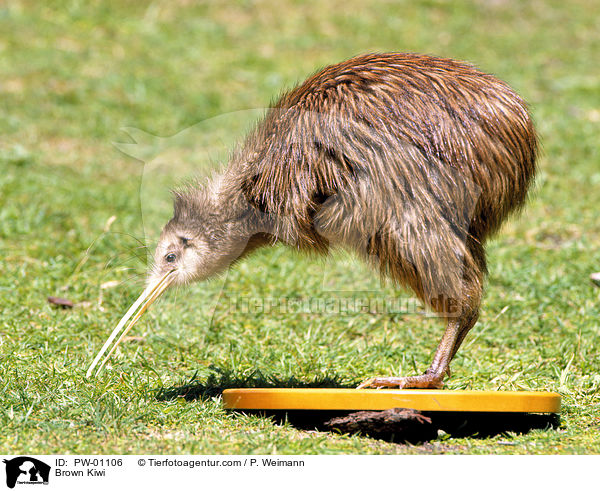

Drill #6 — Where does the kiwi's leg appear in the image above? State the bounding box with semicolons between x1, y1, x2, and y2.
357;314;477;389
357;268;482;390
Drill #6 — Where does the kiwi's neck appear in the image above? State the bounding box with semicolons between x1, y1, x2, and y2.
214;172;277;255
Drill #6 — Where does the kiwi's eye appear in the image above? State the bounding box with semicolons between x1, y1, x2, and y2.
165;253;177;263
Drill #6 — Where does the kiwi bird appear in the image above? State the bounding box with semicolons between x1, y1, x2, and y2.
88;53;538;388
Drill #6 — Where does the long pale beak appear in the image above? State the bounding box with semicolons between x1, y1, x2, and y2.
86;269;177;378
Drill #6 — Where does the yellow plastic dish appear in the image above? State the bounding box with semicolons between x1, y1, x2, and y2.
222;388;561;413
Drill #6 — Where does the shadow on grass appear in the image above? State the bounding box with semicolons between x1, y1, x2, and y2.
155;366;560;445
154;365;354;402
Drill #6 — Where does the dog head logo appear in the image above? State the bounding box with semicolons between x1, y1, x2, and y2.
3;457;50;488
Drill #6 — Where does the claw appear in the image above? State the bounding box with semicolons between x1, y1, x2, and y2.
356;377;376;389
356;375;444;390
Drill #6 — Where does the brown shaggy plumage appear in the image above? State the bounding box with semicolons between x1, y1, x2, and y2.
156;52;538;388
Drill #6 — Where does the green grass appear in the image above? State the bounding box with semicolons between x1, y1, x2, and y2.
1;0;599;454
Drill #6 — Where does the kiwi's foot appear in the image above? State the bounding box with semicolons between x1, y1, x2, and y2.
356;374;444;389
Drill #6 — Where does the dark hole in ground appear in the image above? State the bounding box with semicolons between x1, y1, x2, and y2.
232;408;560;444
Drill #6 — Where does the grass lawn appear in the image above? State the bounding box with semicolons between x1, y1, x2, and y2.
1;0;599;454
